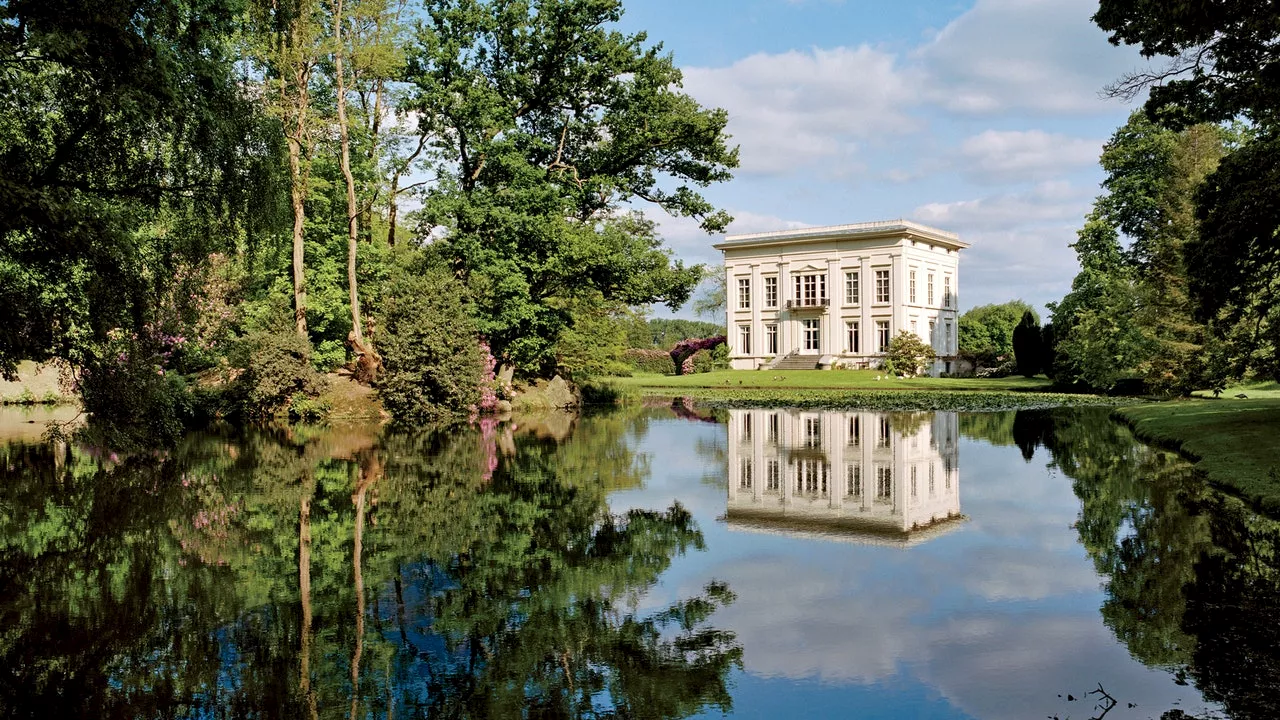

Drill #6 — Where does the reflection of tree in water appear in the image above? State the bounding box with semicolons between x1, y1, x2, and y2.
1023;408;1280;718
0;409;740;719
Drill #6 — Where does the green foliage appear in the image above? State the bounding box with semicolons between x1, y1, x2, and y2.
623;349;676;375
228;330;327;420
405;0;736;373
1011;310;1043;378
885;330;934;377
378;264;483;422
78;331;195;448
637;318;727;349
0;0;287;378
551;293;633;381
958;300;1037;364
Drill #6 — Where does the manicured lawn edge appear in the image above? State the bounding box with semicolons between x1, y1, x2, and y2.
620;386;1120;412
1113;399;1280;516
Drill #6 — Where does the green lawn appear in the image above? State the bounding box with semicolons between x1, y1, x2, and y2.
611;369;1055;392
1116;397;1280;514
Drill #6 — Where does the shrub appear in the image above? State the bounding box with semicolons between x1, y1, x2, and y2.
79;329;195;447
378;267;484;423
885;331;935;377
623;348;676;375
228;330;327;420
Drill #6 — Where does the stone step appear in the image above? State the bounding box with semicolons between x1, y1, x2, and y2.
772;355;822;370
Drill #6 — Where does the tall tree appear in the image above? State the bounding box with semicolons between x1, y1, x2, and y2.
404;0;737;374
958;300;1037;364
250;0;328;337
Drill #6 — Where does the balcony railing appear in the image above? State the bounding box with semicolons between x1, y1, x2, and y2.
785;298;830;310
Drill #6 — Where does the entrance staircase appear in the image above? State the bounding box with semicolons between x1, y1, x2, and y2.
771;352;822;370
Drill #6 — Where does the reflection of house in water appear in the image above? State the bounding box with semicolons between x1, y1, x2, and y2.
725;409;963;546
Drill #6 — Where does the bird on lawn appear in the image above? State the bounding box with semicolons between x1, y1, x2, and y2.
1236;393;1249;399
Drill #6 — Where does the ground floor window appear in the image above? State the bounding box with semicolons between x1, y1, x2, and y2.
875;465;892;502
803;319;820;351
739;324;751;354
766;323;778;355
876;319;890;351
846;321;859;353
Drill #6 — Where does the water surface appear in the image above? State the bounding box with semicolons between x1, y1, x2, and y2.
2;404;1277;718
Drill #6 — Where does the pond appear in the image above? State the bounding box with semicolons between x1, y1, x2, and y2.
1;403;1277;719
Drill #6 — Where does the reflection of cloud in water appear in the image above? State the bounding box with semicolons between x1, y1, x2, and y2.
956;546;1101;601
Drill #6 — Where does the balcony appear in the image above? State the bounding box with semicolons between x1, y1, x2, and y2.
785;297;830;312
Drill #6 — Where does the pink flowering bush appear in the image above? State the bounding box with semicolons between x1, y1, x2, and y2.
669;336;725;376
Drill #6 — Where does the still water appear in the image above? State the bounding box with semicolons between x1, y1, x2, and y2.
1;403;1277;719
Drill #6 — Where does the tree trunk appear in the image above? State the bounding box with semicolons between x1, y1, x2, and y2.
386;172;398;246
334;0;379;381
289;123;308;337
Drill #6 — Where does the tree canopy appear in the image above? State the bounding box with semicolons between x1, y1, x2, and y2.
405;0;737;372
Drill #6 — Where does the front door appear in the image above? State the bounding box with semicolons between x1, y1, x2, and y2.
803;319;820;352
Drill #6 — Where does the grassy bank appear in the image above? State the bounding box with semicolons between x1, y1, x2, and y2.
598;369;1114;411
1115;387;1280;514
611;369;1055;392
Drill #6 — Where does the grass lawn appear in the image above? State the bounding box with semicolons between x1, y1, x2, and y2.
611;369;1056;392
1116;395;1280;515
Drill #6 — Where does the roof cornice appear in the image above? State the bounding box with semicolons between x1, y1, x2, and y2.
712;219;968;251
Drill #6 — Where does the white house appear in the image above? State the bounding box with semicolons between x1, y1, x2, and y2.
713;220;967;374
724;408;963;546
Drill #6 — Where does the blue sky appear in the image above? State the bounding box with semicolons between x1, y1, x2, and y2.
613;0;1150;319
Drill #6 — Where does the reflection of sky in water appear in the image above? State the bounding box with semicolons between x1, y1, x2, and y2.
607;411;1213;720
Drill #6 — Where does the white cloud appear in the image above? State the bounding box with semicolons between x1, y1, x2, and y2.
959;129;1102;183
683;46;921;174
915;0;1147;115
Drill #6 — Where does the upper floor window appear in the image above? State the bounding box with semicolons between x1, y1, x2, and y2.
927;273;935;306
764;276;778;308
845;271;859;305
737;278;751;309
793;273;827;306
943;275;952;308
909;270;917;304
874;269;890;303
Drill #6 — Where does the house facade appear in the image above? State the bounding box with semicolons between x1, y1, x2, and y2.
724;408;962;546
713;220;967;374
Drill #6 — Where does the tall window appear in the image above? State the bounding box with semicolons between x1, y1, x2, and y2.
846;464;862;497
804;417;822;448
739;459;753;489
794;273;826;305
909;270;917;304
945;321;953;353
765;323;778;355
943;275;952;307
929;320;936;346
803;319;820;351
741;413;752;442
875;466;892;501
766;459;781;491
767;413;779;444
911;466;918;499
847;321;859;353
875;269;890;303
739;324;751;354
876;320;890;351
849;415;861;446
879;417;891;448
927;273;935;306
764;276;778;308
845;271;860;305
797;460;829;496
737;278;751;309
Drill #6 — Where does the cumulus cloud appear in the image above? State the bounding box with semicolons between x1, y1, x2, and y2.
915;0;1145;115
958;129;1103;183
683;46;921;174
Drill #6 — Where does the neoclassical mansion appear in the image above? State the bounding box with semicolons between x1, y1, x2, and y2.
714;220;967;374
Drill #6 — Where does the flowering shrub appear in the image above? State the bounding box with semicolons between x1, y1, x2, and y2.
669;336;725;376
79;327;195;447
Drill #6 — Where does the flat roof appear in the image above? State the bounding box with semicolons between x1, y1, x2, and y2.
713;219;968;251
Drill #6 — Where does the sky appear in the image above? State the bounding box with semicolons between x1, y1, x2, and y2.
611;0;1151;320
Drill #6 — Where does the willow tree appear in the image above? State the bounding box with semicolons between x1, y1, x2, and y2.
404;0;738;374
